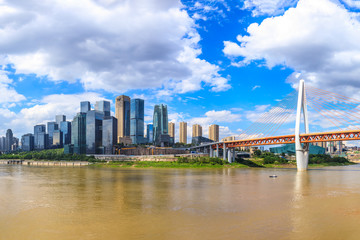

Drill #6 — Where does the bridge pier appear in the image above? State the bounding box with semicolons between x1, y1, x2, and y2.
216;144;219;157
223;143;226;161
209;147;213;157
227;149;231;163
232;148;235;163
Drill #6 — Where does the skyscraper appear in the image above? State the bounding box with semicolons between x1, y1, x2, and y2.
209;124;219;142
168;122;175;138
192;124;202;137
56;115;66;125
47;122;58;147
0;137;5;152
147;124;153;144
86;110;104;154
179;122;187;144
80;101;91;113
72;113;86;154
95;101;110;117
115;95;131;143
60;121;72;145
21;133;34;151
5;129;13;152
34;124;48;150
102;117;118;154
53;130;63;147
130;98;145;144
153;104;169;146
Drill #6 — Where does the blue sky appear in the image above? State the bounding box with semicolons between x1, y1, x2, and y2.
1;0;360;143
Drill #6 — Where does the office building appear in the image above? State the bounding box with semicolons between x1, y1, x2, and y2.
72;113;87;154
47;122;58;147
21;134;34;151
53;130;63;147
34;124;48;150
95;101;110;117
209;124;219;142
60;121;72;145
192;124;202;138
147;124;153;144
56;115;66;125
130;98;145;144
115;95;131;144
81;101;91;113
153;104;169;146
86;110;104;154
5;129;13;152
102;117;118;154
0;137;5;152
179;122;187;144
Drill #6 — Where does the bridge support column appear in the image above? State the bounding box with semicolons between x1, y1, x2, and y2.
223;143;226;161
295;79;310;171
216;144;219;157
232;148;236;163
228;149;232;163
209;147;213;157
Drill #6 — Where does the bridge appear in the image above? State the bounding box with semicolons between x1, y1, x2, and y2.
192;80;360;171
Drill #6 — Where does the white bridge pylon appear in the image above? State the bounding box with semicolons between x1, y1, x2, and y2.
295;79;310;171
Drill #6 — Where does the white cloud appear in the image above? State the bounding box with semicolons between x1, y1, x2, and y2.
0;70;26;105
224;0;360;97
252;85;261;91
190;110;241;126
0;0;230;94
242;0;298;16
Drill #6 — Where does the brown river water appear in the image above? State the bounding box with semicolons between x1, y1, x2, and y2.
1;164;360;240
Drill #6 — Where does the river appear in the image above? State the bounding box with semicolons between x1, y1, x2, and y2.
1;164;360;240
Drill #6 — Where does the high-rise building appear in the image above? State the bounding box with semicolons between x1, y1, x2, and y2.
179;122;187;144
21;134;34;151
95;101;111;117
86;110;104;154
72;113;87;154
5;129;13;152
153;104;169;146
47;122;58;147
147;124;153;144
53;130;63;147
168;122;175;138
0;136;5;152
102;117;118;154
209;124;219;142
34;124;48;150
81;101;91;113
60;121;72;145
56;115;66;125
192;124;202;138
130;98;145;144
115;95;131;143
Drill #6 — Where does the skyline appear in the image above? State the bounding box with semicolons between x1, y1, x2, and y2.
1;0;360;142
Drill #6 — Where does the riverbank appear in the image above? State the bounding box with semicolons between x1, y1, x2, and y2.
0;159;91;166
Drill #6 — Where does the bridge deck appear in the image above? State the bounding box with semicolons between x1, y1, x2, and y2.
215;130;360;148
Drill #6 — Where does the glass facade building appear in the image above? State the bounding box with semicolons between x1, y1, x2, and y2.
21;133;34;151
5;129;13;152
80;101;91;113
153;104;169;146
86;110;104;154
53;130;63;147
56;115;66;125
130;98;145;144
60;121;72;145
34;124;47;150
47;122;58;147
115;95;131;141
147;124;153;144
102;117;118;154
95;101;110;117
72;113;87;154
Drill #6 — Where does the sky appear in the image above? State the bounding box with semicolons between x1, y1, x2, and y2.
1;0;360;143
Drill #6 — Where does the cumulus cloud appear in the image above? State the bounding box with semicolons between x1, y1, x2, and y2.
0;0;230;94
0;70;26;105
224;0;360;97
242;0;298;16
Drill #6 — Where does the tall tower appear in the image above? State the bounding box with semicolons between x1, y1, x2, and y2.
130;98;145;144
5;129;13;152
115;95;131;143
209;124;219;142
179;122;187;144
168;122;175;138
295;79;309;171
153;104;168;146
192;124;202;137
95;101;111;117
